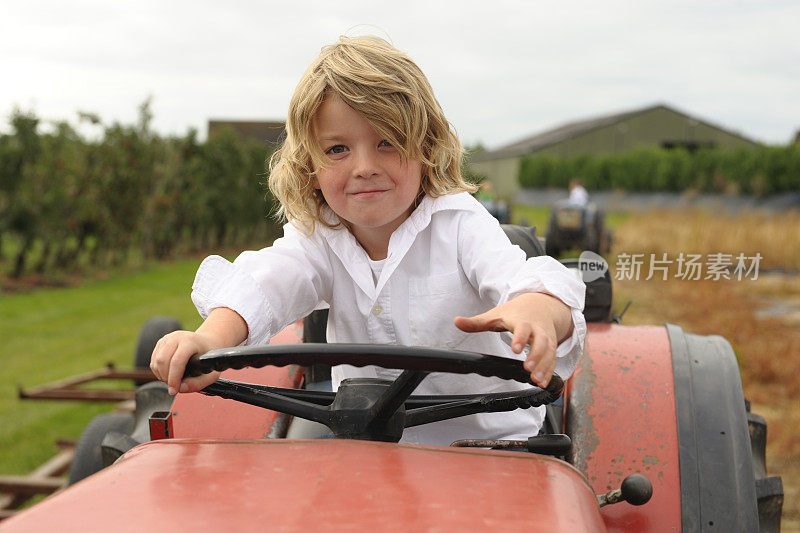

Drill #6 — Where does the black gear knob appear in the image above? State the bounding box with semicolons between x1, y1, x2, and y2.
620;474;653;506
597;473;653;508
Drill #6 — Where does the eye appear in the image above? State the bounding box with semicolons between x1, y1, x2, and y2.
379;139;393;148
325;144;348;155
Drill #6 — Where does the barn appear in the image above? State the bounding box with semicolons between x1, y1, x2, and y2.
468;103;759;197
207;120;286;146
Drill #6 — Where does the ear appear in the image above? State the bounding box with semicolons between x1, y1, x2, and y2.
312;176;320;190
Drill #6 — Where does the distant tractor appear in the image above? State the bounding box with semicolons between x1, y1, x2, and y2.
545;199;611;257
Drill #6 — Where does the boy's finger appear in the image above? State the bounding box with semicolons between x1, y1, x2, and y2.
166;342;197;395
179;371;220;394
454;314;504;333
527;333;554;387
510;322;532;353
531;355;556;389
531;356;555;388
149;349;161;382
149;338;162;381
150;336;175;382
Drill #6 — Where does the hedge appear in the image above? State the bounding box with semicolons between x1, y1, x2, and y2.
518;146;800;195
0;103;280;278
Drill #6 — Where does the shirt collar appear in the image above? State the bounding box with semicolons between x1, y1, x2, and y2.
313;192;481;299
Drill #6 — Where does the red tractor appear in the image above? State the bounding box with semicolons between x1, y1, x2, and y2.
0;226;783;532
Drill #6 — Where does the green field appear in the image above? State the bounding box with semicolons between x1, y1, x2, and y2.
511;204;629;232
0;259;204;474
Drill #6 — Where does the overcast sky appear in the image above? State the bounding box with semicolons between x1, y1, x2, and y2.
2;0;798;149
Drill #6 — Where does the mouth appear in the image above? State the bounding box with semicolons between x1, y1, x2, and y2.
348;189;388;199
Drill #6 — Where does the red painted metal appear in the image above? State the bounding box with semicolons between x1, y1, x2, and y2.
0;440;606;532
171;321;305;440
148;411;174;440
566;324;681;532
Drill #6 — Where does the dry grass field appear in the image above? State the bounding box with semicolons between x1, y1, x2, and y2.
610;208;800;531
611;208;800;271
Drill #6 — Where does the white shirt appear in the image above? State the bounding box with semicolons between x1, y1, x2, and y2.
191;192;586;446
569;185;589;206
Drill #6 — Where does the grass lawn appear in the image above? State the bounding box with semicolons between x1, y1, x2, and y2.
512;205;629;234
510;205;549;230
0;259;204;474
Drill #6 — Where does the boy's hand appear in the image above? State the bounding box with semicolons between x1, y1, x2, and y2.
454;293;573;388
150;307;248;396
150;331;222;395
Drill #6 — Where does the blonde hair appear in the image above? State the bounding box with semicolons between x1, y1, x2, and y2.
268;35;476;233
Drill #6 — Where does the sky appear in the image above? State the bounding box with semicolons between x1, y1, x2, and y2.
2;0;798;149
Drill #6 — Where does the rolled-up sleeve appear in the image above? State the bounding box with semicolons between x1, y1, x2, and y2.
191;255;276;346
190;224;333;346
458;212;587;378
505;255;587;378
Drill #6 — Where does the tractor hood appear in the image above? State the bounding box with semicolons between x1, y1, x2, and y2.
2;439;605;531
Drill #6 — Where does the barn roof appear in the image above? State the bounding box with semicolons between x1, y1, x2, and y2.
207;120;286;144
473;103;757;161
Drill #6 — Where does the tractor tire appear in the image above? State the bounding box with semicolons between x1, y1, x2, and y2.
544;219;558;257
583;226;599;253
501;225;547;258
745;404;784;532
665;324;783;531
68;412;135;485
599;229;612;256
134;316;183;383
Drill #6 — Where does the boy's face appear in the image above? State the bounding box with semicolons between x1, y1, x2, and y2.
312;93;422;256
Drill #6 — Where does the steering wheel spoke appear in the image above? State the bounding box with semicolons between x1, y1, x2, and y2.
405;387;559;428
201;379;332;426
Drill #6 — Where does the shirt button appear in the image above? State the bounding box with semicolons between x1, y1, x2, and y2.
372;305;383;315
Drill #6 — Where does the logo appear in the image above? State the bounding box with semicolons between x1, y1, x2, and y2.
578;251;609;282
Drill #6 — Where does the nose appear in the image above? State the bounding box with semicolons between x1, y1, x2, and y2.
352;148;380;179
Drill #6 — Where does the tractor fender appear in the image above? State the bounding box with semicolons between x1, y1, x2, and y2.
564;323;763;532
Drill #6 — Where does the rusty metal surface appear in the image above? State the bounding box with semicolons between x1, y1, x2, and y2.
0;440;606;532
0;477;64;497
450;439;526;448
18;389;135;401
565;323;681;532
265;412;292;439
18;364;153;402
0;445;74;521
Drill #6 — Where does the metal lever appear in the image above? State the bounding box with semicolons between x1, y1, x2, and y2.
597;474;653;507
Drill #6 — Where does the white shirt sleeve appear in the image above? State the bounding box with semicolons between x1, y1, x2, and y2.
456;211;587;379
190;223;333;346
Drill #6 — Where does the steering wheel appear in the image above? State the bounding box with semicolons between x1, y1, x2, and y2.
185;343;563;443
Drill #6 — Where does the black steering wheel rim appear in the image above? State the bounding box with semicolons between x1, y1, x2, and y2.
186;343;561;389
185;343;563;442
